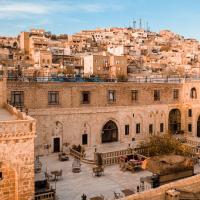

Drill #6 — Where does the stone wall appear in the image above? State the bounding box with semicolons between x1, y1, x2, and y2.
120;174;200;200
6;80;200;155
0;104;36;200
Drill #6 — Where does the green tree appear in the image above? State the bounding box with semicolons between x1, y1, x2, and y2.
138;134;194;157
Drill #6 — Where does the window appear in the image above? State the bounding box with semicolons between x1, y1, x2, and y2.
82;134;88;145
173;89;179;100
48;91;59;105
82;91;90;104
136;123;140;134
154;90;160;101
160;123;164;133
125;125;129;135
188;124;192;132
108;90;116;102
149;124;153;134
11;91;24;107
0;172;2;180
132;90;138;101
188;109;192;117
190;88;197;99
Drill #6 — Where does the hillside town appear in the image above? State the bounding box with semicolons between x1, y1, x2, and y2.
2;26;200;200
1;27;200;80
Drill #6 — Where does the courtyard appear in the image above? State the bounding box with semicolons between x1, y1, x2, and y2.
37;154;152;200
37;153;200;200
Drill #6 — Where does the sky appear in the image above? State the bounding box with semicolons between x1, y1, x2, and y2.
1;0;200;40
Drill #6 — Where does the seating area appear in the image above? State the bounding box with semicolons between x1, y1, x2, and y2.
119;154;145;172
36;152;154;200
58;152;69;161
92;165;104;177
45;169;63;182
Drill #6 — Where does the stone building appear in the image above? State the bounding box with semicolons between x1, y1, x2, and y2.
84;54;127;78
0;78;36;200
6;79;200;155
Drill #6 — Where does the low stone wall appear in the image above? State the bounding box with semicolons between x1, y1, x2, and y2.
120;174;200;200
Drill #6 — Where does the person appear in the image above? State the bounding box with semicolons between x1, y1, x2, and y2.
81;193;87;200
137;185;140;193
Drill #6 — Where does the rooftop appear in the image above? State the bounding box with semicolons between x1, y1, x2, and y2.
0;108;17;121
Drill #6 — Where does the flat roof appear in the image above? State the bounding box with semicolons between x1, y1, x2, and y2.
0;108;18;121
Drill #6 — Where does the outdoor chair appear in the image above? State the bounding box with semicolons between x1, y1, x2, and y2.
57;169;63;180
44;172;54;182
113;191;123;199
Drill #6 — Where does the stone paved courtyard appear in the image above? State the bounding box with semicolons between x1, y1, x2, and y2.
38;154;152;200
37;151;200;200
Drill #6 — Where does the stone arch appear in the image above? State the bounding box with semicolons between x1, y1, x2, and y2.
81;122;91;145
190;87;197;99
134;113;143;134
101;120;118;143
13;41;18;48
158;111;166;132
148;111;156;135
168;109;181;134
52;121;63;153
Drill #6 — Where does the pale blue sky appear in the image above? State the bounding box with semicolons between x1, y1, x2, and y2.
0;0;200;39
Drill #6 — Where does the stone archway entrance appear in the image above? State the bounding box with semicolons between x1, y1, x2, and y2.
101;120;118;143
168;109;181;134
197;116;200;137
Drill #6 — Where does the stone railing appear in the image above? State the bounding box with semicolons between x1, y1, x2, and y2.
4;103;31;120
35;190;55;200
0;104;36;140
70;148;95;165
185;137;200;147
99;148;135;166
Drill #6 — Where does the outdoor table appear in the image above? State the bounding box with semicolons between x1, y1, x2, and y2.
51;170;60;181
92;166;104;177
121;189;135;196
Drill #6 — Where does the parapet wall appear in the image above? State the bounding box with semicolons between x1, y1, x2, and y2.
121;174;200;200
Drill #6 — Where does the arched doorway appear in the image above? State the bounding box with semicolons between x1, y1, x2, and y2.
197;116;200;137
101;120;118;143
52;121;63;152
168;109;181;134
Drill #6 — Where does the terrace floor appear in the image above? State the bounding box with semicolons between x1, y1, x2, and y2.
37;154;152;200
37;154;200;200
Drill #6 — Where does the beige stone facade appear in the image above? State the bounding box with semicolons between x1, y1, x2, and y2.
6;80;200;155
84;54;127;78
0;78;36;200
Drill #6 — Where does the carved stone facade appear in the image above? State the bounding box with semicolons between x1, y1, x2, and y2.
6;80;200;155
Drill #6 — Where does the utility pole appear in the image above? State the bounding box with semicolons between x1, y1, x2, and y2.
139;18;142;29
146;21;149;32
133;19;136;29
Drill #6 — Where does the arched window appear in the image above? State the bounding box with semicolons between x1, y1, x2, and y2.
169;109;181;134
190;88;197;99
101;120;118;143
